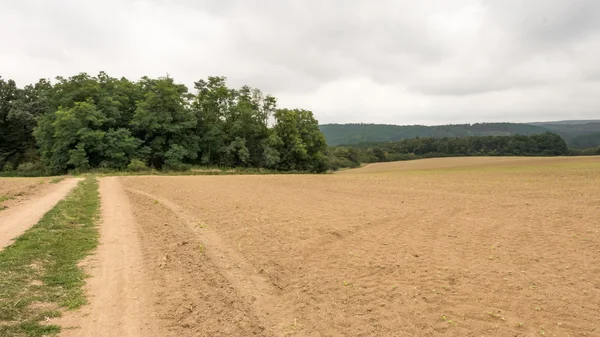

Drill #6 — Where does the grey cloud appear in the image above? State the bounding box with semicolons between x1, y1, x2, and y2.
1;0;599;124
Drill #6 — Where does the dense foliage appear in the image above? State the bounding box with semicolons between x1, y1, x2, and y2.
319;123;552;146
0;73;327;174
570;132;600;149
328;132;570;170
320;122;600;147
533;122;600;145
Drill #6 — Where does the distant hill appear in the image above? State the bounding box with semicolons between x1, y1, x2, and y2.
320;123;549;146
319;121;600;148
529;120;600;125
527;122;600;145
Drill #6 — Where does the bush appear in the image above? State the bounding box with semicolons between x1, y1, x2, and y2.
17;162;41;172
163;163;192;172
2;162;15;172
126;159;149;172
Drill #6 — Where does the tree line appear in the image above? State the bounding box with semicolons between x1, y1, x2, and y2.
328;132;570;169
0;73;328;174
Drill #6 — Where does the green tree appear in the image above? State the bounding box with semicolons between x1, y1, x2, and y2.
131;77;198;168
272;109;327;172
36;101;106;172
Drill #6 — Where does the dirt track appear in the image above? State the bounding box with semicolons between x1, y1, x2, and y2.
62;157;600;336
0;178;81;250
58;177;165;337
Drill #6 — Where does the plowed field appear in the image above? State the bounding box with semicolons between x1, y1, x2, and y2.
67;156;600;336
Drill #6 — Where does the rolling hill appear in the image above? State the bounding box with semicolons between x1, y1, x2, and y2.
319;121;600;148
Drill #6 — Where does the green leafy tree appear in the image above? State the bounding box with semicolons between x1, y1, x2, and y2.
272;109;327;172
36;101;105;172
7;72;331;174
131;77;198;168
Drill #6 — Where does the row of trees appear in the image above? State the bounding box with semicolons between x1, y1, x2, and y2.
328;132;570;169
0;73;328;174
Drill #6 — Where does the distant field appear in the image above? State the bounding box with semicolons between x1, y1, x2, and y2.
344;156;600;173
110;156;600;336
0;177;54;211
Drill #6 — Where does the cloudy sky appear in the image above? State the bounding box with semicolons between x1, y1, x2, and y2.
2;0;599;125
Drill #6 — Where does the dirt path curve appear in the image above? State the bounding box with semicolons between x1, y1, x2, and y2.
59;177;166;337
0;178;82;251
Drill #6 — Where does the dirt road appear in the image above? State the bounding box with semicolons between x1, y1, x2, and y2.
58;177;165;337
0;178;82;251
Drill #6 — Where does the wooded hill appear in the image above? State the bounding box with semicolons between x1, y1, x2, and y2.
327;132;572;170
320;122;600;148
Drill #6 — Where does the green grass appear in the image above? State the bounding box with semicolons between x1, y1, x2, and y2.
0;177;100;336
74;165;321;177
48;177;65;184
1;195;12;212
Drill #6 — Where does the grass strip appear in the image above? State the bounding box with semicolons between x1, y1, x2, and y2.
0;177;100;337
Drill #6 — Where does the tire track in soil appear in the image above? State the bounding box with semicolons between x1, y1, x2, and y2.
58;177;166;337
0;178;82;251
125;186;299;336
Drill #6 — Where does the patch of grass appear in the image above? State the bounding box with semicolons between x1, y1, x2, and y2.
49;177;65;184
0;195;12;212
0;177;100;336
73;165;321;177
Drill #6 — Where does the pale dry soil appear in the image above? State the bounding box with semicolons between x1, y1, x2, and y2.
66;157;600;336
0;177;55;211
0;177;82;250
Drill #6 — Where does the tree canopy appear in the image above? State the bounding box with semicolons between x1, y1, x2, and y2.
328;132;570;170
1;73;328;173
319;122;600;147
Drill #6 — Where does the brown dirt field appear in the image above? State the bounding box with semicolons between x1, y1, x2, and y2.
0;177;56;211
74;156;600;336
347;156;600;174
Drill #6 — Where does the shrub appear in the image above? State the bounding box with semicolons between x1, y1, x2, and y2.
163;163;192;172
2;162;15;172
17;162;41;172
126;159;148;172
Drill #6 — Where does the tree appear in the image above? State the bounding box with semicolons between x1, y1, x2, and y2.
36;101;106;172
131;77;198;168
0;77;22;168
272;109;328;172
5;72;332;173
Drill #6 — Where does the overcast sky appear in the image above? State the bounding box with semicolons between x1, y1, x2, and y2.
2;0;599;125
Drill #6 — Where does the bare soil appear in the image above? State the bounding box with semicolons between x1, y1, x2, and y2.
0;177;56;211
70;157;600;336
57;177;166;337
0;178;82;250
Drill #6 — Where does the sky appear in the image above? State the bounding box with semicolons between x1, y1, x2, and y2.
1;0;599;125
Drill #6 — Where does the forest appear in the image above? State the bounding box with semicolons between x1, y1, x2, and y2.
327;132;572;170
319;123;551;146
320;122;600;147
0;73;328;174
